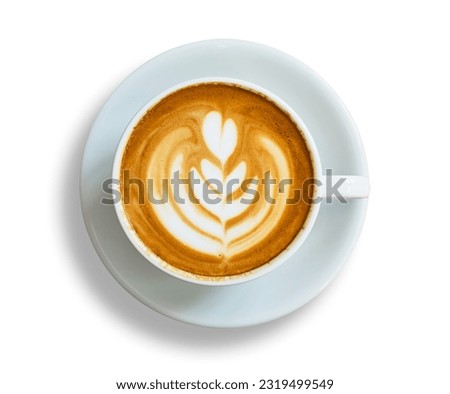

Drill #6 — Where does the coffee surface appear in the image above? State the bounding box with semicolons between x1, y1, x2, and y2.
120;83;314;277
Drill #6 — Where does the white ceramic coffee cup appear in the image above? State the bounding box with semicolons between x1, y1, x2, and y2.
112;78;370;286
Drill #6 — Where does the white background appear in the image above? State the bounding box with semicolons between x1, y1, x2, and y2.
1;1;449;393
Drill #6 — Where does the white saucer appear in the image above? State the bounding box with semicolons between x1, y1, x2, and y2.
80;39;369;328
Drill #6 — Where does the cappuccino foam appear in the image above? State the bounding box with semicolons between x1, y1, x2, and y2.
120;83;314;277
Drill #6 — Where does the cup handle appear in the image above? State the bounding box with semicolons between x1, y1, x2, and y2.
321;175;370;200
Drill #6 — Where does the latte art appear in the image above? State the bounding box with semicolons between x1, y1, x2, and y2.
120;83;314;277
149;110;291;258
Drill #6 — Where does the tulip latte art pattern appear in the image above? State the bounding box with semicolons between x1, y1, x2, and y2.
120;83;314;277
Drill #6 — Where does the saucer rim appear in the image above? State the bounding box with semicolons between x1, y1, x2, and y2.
80;39;369;328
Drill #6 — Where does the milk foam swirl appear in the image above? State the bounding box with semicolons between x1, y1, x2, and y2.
147;110;291;258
